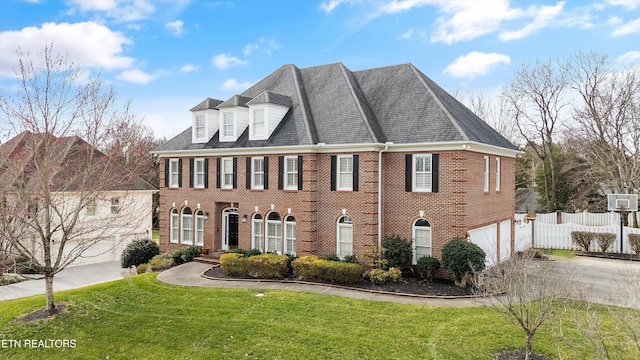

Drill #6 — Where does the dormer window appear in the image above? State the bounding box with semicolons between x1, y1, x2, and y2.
222;112;234;139
252;109;265;138
195;115;205;140
247;91;291;141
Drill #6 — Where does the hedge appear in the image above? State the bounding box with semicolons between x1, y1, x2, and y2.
219;253;289;279
292;255;363;285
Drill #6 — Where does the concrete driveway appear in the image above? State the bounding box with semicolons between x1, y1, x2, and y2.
0;261;123;301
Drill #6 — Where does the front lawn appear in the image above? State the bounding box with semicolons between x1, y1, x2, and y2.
0;274;637;359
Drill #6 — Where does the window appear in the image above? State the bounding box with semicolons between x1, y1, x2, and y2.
252;214;263;251
195;115;205;140
222;112;234;139
110;197;120;214
284;156;298;190
195;209;204;246
170;208;179;243
484;156;490;192
169;159;180;188
266;212;282;254
181;207;193;245
413;155;432;192
495;157;501;191
338;156;353;190
194;158;206;188
222;158;234;189
86;198;96;216
412;219;432;264
252;109;265;138
337;215;353;258
252;157;264;189
284;215;296;255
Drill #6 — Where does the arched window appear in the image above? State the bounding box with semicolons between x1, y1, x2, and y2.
194;209;204;246
284;215;296;255
252;213;263;251
170;208;179;243
337;215;353;258
266;212;281;254
412;218;432;264
181;207;193;245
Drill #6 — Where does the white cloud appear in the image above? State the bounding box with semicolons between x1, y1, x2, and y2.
243;43;259;56
243;37;281;56
400;28;426;39
0;22;133;77
320;0;361;13
165;20;184;36
66;0;155;22
222;78;252;91
616;51;640;65
444;51;511;79
381;0;434;14
179;64;199;72
499;2;565;41
611;17;640;37
212;54;248;70
606;0;640;10
116;69;155;84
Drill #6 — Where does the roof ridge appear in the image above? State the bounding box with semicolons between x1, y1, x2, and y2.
407;64;470;141
289;64;318;144
338;63;380;143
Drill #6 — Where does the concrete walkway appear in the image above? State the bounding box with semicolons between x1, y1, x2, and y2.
0;261;123;301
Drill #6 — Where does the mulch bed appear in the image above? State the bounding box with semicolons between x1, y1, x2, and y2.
11;303;68;324
495;350;551;360
203;266;474;297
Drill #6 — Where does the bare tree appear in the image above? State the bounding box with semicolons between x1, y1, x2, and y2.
0;45;154;312
502;59;570;212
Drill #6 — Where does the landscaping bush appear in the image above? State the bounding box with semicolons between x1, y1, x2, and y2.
630;234;640;255
136;263;150;274
230;248;262;257
572;231;594;252
441;239;486;287
220;253;249;277
120;239;159;268
595;233;616;253
170;245;202;265
363;268;402;285
416;256;441;281
246;254;289;279
322;254;340;262
149;256;174;271
342;254;357;263
292;256;363;285
382;235;412;270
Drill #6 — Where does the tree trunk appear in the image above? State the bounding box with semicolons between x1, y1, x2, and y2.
525;334;533;360
45;272;55;311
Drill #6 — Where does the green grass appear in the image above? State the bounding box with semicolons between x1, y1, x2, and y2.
0;274;637;359
539;248;576;259
151;229;159;243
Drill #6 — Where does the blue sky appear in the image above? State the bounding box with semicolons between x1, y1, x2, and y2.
1;0;639;140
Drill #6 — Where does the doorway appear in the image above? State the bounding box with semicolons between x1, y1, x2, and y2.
222;207;239;250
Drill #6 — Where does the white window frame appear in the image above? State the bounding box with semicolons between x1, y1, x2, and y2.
181;207;193;245
195;114;206;140
169;158;180;188
337;215;353;258
484;155;490;192
194;158;205;189
284;215;296;256
221;157;234;189
251;108;266;138
252;214;263;251
170;208;179;243
222;112;235;140
266;212;282;254
284;156;298;190
195;209;204;246
413;154;432;192
412;218;432;264
110;197;120;214
337;155;353;191
495;157;501;191
252;157;264;190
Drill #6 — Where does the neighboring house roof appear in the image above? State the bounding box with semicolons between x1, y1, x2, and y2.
0;131;156;193
157;62;518;152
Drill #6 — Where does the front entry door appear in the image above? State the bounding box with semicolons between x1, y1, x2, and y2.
222;208;239;250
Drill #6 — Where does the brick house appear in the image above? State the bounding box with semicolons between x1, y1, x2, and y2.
154;63;519;263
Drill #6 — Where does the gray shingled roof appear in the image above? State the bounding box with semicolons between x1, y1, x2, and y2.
189;98;223;112
157;63;518;152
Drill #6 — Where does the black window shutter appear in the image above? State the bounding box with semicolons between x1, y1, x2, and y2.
164;159;169;188
263;157;269;190
216;158;221;189
246;157;251;189
204;158;209;188
189;158;194;188
352;155;359;192
278;156;284;190
405;154;412;192
178;158;183;187
432;154;439;193
232;157;238;189
297;155;303;190
330;155;337;191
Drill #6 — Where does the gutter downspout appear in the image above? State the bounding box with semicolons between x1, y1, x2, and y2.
378;142;392;256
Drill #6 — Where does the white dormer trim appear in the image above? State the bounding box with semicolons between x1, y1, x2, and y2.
192;109;219;143
248;103;289;141
219;107;249;142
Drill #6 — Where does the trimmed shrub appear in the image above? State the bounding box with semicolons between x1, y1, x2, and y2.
441;239;486;287
342;254;357;264
630;234;640;255
572;231;594;252
382;235;412;270
322;254;340;262
416;256;441;281
171;249;185;265
220;253;249;277
291;255;321;279
246;254;289;278
121;239;159;268
292;256;363;285
149;256;174;271
363;268;402;285
136;263;149;274
230;248;262;257
595;233;616;253
180;245;202;262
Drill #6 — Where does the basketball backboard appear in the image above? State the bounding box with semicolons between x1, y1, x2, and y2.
607;194;638;212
